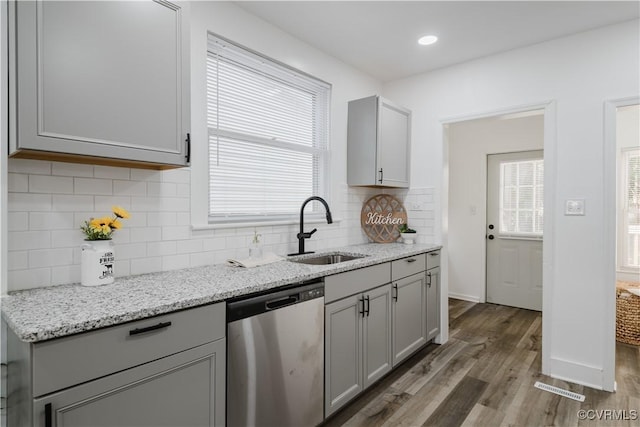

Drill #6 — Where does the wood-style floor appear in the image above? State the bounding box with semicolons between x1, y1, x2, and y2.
323;299;640;427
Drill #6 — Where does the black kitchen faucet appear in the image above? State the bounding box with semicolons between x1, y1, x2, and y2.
290;196;333;255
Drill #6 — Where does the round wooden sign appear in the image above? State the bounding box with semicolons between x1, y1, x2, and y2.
361;194;407;243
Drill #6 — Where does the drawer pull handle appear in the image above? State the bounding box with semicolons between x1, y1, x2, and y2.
406;258;417;263
429;252;438;256
45;403;52;427
129;321;172;336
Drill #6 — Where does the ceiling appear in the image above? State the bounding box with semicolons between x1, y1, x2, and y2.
236;1;640;82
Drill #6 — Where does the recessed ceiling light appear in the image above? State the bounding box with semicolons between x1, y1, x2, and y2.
418;35;438;46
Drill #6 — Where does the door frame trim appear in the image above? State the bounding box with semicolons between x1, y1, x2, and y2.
603;96;639;392
441;99;557;377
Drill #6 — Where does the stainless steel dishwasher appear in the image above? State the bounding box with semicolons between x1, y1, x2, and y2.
227;280;324;427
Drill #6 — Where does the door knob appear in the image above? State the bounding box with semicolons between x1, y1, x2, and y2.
488;235;495;240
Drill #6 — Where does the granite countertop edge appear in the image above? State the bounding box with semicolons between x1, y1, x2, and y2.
2;243;441;343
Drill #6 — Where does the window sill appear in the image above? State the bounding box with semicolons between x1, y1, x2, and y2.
192;217;343;231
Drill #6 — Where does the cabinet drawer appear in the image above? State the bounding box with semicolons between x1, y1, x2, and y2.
32;303;225;397
391;255;426;281
427;251;441;270
325;263;391;303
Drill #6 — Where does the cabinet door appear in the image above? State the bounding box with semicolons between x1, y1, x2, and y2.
325;295;363;416
392;272;427;366
33;340;225;427
362;284;392;388
377;98;410;188
427;267;441;340
11;0;190;167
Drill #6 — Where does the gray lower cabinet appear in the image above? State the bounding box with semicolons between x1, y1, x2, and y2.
33;340;224;427
427;266;441;340
8;0;190;168
391;272;427;366
6;303;225;427
324;283;392;417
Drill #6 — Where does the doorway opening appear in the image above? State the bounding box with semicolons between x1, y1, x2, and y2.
445;109;544;308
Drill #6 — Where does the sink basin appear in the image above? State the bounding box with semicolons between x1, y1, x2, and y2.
288;252;366;265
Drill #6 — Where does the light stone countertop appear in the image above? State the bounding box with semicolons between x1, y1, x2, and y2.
1;243;441;343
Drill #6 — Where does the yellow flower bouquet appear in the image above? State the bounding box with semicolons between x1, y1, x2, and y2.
81;206;130;240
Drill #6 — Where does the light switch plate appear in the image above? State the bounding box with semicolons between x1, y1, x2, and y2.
565;199;585;216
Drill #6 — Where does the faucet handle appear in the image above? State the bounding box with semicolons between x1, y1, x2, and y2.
309;228;317;236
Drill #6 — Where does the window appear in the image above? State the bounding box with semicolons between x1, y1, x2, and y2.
206;34;330;223
622;148;640;268
499;159;544;236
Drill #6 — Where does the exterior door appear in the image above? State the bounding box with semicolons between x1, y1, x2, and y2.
487;150;543;311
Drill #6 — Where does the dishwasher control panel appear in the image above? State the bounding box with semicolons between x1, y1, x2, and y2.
300;286;324;301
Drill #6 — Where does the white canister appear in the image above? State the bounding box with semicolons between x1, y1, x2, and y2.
81;240;115;286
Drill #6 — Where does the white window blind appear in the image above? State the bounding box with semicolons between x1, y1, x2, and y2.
499;159;544;236
206;34;330;223
623;148;640;268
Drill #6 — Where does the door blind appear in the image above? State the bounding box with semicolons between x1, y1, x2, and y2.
500;159;544;236
206;34;330;222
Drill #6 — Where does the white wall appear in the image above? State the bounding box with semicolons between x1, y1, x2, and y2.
4;1;436;292
616;104;640;282
448;114;544;302
384;20;640;390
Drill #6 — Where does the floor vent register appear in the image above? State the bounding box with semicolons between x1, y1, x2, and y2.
534;381;586;402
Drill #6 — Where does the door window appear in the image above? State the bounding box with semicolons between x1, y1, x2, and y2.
499;159;544;237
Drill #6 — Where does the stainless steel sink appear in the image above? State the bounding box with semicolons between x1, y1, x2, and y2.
288;252;366;265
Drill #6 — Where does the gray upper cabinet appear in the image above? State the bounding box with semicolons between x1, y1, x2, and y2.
8;0;190;168
347;95;411;187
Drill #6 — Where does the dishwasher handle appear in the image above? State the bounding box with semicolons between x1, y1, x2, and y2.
265;295;299;310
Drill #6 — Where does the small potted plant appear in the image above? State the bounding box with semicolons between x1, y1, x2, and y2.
399;223;417;244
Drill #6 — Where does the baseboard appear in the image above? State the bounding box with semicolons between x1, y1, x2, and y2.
448;292;481;303
546;356;611;392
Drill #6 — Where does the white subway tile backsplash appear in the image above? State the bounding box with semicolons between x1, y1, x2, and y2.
29;212;76;231
52;195;93;212
7;212;29;231
7;251;28;271
51;265;81;286
50;231;85;249
162;225;191;241
8;173;29;192
8;159;51;175
9;193;52;212
130;169;162;182
29;248;74;268
8;268;52;291
162;168;190;184
113;180;147;196
117;243;147;260
130;257;162;275
176;239;204;254
130;227;162;243
147;182;177;197
74;177;113;195
8;231;51;251
52;162;94;177
7;159;438;292
162;254;190;271
147;241;177;257
94;165;130;180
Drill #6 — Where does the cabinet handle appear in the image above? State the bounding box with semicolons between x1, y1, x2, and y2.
429;252;439;256
427;272;432;287
45;403;52;427
393;284;398;302
185;133;191;164
359;297;365;317
365;295;370;317
129;321;172;336
378;168;384;184
406;258;417;263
